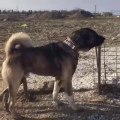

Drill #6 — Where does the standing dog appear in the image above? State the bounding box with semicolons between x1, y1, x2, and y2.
1;28;105;117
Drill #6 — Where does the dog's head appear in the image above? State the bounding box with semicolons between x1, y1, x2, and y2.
70;28;105;51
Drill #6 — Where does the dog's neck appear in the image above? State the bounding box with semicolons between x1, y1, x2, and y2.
63;37;78;51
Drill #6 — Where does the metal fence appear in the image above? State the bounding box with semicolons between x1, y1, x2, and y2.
94;41;120;93
101;43;120;83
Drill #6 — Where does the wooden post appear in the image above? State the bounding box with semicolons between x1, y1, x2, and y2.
96;46;101;94
103;44;107;83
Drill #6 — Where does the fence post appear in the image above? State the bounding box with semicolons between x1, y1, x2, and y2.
96;46;102;94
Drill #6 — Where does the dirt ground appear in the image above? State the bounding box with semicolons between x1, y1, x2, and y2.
0;88;120;120
0;19;120;120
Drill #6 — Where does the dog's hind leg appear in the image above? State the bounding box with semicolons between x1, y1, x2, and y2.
21;77;28;98
2;88;9;111
21;77;35;101
2;77;28;113
8;77;22;118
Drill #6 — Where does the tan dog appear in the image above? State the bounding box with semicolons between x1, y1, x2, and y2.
1;28;105;118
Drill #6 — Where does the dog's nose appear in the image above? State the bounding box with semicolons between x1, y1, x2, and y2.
99;35;105;42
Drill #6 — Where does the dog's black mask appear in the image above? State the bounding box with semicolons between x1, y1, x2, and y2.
70;28;105;51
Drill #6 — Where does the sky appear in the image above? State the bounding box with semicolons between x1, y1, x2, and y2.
0;0;120;13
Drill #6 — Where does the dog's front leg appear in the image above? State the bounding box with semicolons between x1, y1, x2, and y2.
52;80;63;106
67;94;78;110
64;80;78;110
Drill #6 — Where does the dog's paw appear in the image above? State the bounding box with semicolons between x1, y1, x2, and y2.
11;112;22;120
2;90;10;112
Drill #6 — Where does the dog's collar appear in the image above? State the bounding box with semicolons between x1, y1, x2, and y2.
63;37;76;50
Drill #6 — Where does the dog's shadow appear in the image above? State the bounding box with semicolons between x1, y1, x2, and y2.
15;88;90;119
17;87;92;102
1;87;120;120
17;88;53;102
16;102;120;120
17;104;84;120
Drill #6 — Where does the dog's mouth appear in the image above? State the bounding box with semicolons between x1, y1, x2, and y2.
98;35;105;45
79;42;104;52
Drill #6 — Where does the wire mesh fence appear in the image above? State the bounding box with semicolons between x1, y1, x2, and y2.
93;40;120;93
100;42;120;85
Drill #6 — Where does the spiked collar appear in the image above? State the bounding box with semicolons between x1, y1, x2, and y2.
63;37;76;50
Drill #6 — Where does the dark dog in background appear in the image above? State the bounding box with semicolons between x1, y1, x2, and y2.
1;28;105;117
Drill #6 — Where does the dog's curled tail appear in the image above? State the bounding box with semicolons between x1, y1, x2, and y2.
5;32;32;56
